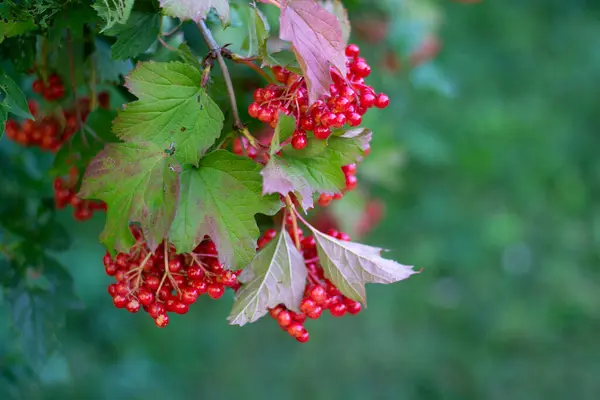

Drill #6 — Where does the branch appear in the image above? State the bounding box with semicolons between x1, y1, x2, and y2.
285;195;301;249
221;48;276;84
196;20;264;149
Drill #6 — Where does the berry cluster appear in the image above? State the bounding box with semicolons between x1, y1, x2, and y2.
104;227;240;328
248;44;389;150
32;73;65;101
54;167;106;221
4;92;110;152
264;220;361;343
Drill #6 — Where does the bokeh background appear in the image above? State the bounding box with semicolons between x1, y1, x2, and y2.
2;0;600;399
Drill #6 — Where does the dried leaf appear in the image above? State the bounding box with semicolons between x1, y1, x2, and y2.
280;0;346;103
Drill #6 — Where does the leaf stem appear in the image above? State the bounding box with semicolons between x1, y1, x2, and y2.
221;48;276;84
197;20;265;149
66;29;87;147
263;0;281;8
285;195;301;249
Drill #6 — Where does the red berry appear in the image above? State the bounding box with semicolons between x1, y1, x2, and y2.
346;112;362;126
299;116;315;131
207;283;225;299
306;306;323;319
320;112;336;128
138;288;154;306
360;92;376;108
277;310;292;328
287;322;305;338
300;298;317;314
314;126;331;140
248;102;261;118
345;300;362;315
148;302;166;318
375;93;390;108
168;258;182;273
144;275;160;291
269;305;285;318
190;279;208;294
338;232;352;241
346;44;360;58
126;298;141;313
342;164;357;174
113;295;128;309
253;88;266;103
309;286;328;305
107;284;117;297
173;301;189;314
318;193;333;207
291;134;308;150
32;79;45;94
187;265;205;281
296;330;310;343
301;236;316;250
330;303;347;317
345;174;358;190
352;61;371;77
154;314;169;328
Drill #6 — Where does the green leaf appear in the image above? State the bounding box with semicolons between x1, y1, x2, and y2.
92;40;134;84
110;12;161;60
305;221;416;304
262;128;372;210
159;0;229;24
240;3;270;59
169;150;281;269
0;73;33;120
93;0;135;32
7;257;77;371
176;43;202;71
79;142;181;253
228;230;307;326
114;61;224;166
0;19;36;43
270;113;295;153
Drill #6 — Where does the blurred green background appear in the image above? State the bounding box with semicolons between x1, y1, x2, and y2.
3;0;600;399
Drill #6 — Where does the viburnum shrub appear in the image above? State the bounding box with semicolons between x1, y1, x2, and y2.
0;0;417;343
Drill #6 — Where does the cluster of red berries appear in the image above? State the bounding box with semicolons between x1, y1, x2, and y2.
264;219;361;343
4;92;110;152
32;73;65;101
54;167;106;221
104;227;240;328
247;44;389;150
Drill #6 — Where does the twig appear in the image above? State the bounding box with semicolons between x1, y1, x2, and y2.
221;48;275;84
285;195;301;249
158;36;178;52
66;29;87;146
197;20;264;149
263;0;281;8
163;21;183;37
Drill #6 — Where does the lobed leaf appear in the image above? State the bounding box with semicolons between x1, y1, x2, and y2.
159;0;229;24
262;127;372;211
114;61;224;166
169;150;282;269
79;142;180;254
228;230;307;326
241;3;270;59
306;223;416;304
0;73;34;120
280;0;347;104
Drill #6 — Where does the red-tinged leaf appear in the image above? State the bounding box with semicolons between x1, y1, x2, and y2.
280;0;347;103
228;230;307;326
159;0;229;23
79;142;180;254
304;219;417;304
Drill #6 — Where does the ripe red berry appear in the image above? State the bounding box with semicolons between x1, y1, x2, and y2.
248;102;261;118
144;275;160;291
287;322;305;338
375;93;390;108
314;126;331;140
148;302;166;318
345;300;362;315
296;331;310;343
126;298;141;313
306;306;323;319
187;265;205;281
291;134;308;150
300;298;317;314
330;303;347;317
137;288;154;306
309;286;328;305
346;112;362;126
277;310;292;328
318;193;333;207
154;314;169;328
345;174;358;190
32;79;45;93
360;92;377;108
345;44;360;58
113;295;128;309
207;283;225;299
299;116;315;131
